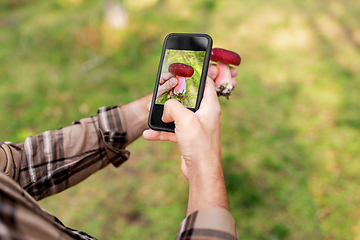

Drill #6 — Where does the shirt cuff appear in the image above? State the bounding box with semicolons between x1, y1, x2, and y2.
176;207;238;240
97;106;130;167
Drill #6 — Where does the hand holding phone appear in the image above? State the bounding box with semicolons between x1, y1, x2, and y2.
148;33;213;132
144;76;229;214
144;77;222;178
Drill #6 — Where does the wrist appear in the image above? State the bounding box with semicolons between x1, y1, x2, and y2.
189;148;222;179
120;93;152;145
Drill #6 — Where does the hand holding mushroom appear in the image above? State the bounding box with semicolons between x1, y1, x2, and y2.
210;48;241;99
156;73;178;100
157;49;240;101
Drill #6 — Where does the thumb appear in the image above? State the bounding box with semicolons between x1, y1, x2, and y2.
162;99;194;124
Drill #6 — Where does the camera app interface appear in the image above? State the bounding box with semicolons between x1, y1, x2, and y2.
156;49;206;109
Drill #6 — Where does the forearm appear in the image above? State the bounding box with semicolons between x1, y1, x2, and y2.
187;160;229;216
120;93;152;146
0;106;131;201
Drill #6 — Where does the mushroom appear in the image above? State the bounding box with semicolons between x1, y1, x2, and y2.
168;63;194;96
210;48;241;99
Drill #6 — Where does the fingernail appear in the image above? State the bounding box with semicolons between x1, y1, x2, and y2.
208;66;216;79
170;78;177;87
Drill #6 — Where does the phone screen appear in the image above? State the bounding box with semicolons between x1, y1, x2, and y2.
155;49;206;108
149;33;212;132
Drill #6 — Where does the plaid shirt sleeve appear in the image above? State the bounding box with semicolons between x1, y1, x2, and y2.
0;105;238;240
1;106;129;201
0;171;98;240
176;208;238;240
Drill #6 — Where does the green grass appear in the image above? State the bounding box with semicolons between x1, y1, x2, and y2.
1;0;360;239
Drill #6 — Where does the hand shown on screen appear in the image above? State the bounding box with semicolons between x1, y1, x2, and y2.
156;73;178;100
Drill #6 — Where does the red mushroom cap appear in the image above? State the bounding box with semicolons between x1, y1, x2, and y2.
168;63;194;77
211;48;241;66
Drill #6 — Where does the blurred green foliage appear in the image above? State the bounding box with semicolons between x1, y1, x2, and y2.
1;0;360;239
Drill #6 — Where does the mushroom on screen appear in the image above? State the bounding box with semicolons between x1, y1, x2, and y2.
168;63;194;96
210;48;241;99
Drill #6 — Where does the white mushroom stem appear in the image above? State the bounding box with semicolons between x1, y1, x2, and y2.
215;61;233;98
174;76;187;96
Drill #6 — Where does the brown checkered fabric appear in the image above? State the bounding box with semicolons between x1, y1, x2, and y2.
0;106;237;239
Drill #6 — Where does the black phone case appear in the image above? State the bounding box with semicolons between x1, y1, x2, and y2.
148;33;213;133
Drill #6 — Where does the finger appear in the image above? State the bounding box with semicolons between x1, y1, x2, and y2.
230;67;238;78
196;77;221;120
231;78;236;89
143;129;160;140
201;77;220;107
208;64;218;81
157;77;178;99
159;73;174;85
162;99;194;124
143;129;177;143
147;101;151;112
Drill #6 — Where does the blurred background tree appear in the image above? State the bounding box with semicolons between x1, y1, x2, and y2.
0;0;360;239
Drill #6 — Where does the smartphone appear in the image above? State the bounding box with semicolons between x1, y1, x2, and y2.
148;33;213;133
